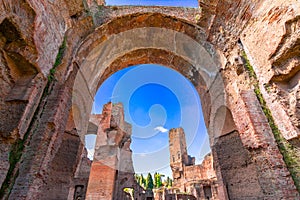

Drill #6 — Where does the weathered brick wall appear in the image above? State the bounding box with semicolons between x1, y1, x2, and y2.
86;103;137;200
184;154;216;182
214;131;266;199
69;147;91;200
201;0;300;197
87;161;117;199
0;0;87;194
0;0;299;199
201;0;299;140
0;1;94;195
91;6;200;26
5;65;79;199
41;131;83;200
240;1;299;140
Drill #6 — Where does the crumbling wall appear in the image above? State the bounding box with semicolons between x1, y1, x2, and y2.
0;0;299;199
169;128;218;200
41;131;82;200
69;147;91;200
0;0;87;196
201;0;300;196
86;103;137;200
184;154;216;182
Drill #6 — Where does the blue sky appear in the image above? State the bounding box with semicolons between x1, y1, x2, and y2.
86;64;211;177
106;0;198;7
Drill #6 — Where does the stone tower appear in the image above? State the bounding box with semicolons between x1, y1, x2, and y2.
169;128;195;188
169;127;189;165
168;128;218;199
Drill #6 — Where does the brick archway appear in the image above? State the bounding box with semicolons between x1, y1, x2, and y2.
70;13;229;199
72;13;226;143
69;11;300;199
2;4;299;199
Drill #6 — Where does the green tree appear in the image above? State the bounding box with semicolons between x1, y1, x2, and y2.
145;173;154;190
153;172;157;188
154;173;162;188
134;174;139;182
141;174;146;188
169;178;173;187
165;176;170;187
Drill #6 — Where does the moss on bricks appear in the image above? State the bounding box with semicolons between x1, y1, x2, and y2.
48;36;67;82
45;36;67;97
242;50;300;192
0;139;24;198
0;36;68;198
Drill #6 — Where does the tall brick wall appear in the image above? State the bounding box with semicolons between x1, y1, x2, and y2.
184;154;216;182
0;0;299;199
41;131;83;200
86;103;138;200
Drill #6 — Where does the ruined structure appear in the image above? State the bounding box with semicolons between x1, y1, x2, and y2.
70;149;91;200
86;102;147;200
86;103;137;199
168;128;218;199
0;0;299;199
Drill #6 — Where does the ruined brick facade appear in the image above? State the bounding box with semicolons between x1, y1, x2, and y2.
168;128;218;199
86;102;146;200
86;103;134;199
0;0;299;199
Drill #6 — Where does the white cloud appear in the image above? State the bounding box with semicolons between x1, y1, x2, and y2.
87;148;95;160
154;126;169;133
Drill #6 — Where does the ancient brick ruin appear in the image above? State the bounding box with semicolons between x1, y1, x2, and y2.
0;0;299;199
86;102;146;200
154;128;218;200
168;128;218;199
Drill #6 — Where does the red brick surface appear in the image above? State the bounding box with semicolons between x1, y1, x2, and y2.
0;0;299;199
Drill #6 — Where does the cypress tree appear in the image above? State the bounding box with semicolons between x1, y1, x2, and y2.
146;173;154;190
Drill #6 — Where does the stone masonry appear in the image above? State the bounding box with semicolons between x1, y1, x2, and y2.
86;102;143;200
0;0;299;199
168;128;218;200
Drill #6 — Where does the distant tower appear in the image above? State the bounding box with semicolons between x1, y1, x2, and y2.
169;128;189;187
169;128;189;165
169;127;196;189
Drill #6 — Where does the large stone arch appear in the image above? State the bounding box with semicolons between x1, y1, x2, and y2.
72;13;227;146
3;5;299;200
70;12;230;199
68;11;299;199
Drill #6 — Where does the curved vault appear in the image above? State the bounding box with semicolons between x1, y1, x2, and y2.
71;13;227;146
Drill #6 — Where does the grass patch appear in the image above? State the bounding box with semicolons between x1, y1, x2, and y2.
241;50;300;192
241;51;257;79
46;36;67;96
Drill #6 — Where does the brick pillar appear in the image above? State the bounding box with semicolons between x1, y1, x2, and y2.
213;90;299;199
86;157;118;200
199;185;205;200
86;102;136;200
211;185;218;200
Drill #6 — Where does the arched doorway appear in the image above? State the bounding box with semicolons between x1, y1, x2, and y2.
71;13;228;199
